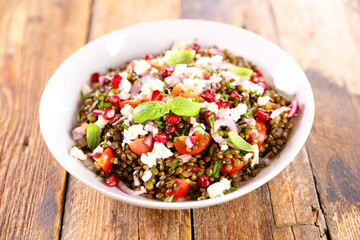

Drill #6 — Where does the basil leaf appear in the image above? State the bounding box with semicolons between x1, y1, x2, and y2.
168;49;196;65
86;123;101;151
228;66;253;78
170;97;201;116
133;101;170;123
228;131;256;152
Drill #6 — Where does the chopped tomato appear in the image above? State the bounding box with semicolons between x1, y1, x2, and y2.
174;134;210;155
247;120;266;148
171;83;204;101
185;166;203;174
119;99;149;109
151;90;164;101
220;158;245;174
93;147;113;173
129;137;153;156
150;62;162;71
203;71;212;80
164;179;190;199
265;101;279;110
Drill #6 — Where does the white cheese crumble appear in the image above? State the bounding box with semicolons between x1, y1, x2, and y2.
140;79;165;98
270;106;291;119
199;101;219;115
251;145;260;166
140;152;158;167
140;142;173;167
70;147;87;161
189;117;197;125
171;40;189;50
149;67;158;75
118;72;131;100
257;95;270;106
81;84;92;95
243;153;253;162
220;71;242;86
183;78;206;95
207;73;223;85
172;64;187;78
217;103;247;122
152;127;159;137
134;60;151;76
195;55;223;68
221;143;229;151
207;178;231;199
141;170;152;182
242;80;264;95
120;104;134;121
95;116;109;129
122;124;148;146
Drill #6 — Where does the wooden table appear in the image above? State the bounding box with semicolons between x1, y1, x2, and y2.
1;0;359;239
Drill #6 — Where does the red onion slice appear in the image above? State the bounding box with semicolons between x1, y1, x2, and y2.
211;118;239;145
133;175;141;187
93;109;103;116
143;134;153;147
208;48;224;55
243;118;256;126
72;126;85;141
210;63;236;70
144;123;156;132
77;137;88;147
109;114;120;124
130;74;154;97
185;136;194;148
288;100;299;118
117;181;147;196
165;76;181;87
177;154;192;163
93;146;104;155
99;75;105;87
260;152;272;164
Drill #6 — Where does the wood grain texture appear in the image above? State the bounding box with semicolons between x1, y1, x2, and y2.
0;0;90;239
271;226;294;240
60;1;190;240
269;0;360;239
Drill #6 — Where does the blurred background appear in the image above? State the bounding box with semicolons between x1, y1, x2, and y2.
0;0;359;239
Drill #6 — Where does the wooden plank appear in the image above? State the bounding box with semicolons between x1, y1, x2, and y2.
271;226;294;240
292;225;322;240
0;0;91;239
60;1;188;240
268;0;360;239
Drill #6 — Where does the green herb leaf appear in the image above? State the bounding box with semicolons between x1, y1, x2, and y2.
207;112;215;130
170;97;201;116
122;123;129;130
86;123;101;151
99;96;111;108
113;157;118;164
164;195;174;202
171;159;179;170
197;169;205;177
133;101;170;123
212;160;222;178
230;187;236;192
155;118;164;129
227;66;253;77
228;131;256;152
168;49;196;65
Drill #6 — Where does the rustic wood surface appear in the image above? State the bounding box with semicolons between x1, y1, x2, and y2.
0;0;359;239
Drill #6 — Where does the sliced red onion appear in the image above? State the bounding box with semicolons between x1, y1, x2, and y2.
99;75;105;87
243;118;256;126
109;114;120;124
130;74;154;97
208;48;223;55
107;140;113;146
211;118;239;144
72;126;85;141
133;175;141;187
143;134;153;147
185;136;194;148
288;100;299;118
260;152;272;164
117;181;147;196
210;62;236;70
123;119;130;127
250;131;259;139
77;137;87;147
111;117;123;126
82;158;94;170
177;154;192;163
144;123;156;132
165;76;181;87
93;146;104;155
93;109;103;116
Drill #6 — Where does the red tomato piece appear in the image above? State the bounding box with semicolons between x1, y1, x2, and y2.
203;71;212;80
119;99;149;109
129;137;153;156
151;90;164;101
93;147;113;173
174;134;210;155
171;83;204;101
220;158;245;174
164;179;190;199
247;120;266;148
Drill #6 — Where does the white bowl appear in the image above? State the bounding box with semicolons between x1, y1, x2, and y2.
39;19;314;209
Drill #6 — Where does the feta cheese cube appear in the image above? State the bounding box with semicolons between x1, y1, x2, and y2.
95;116;109;129
151;142;173;159
134;60;151;76
242;80;264;95
140;79;165;98
141;170;152;182
122;124;148;146
257;96;270;106
70;147;87;160
182;78;206;95
121;104;134;121
207;178;231;198
140;152;158;167
199;101;219;115
82;84;92;95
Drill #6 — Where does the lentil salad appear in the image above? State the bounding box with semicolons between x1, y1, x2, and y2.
70;41;300;201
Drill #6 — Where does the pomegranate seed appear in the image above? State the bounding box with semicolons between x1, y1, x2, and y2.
257;80;268;91
108;95;121;106
151;90;164;101
105;175;119;187
256;109;270;122
230;92;243;103
216;99;230;109
254;69;262;77
90;73;100;83
103;107;116;120
201;90;216;102
203;71;212;80
190;43;200;52
198;175;210;188
111;74;122;89
154;133;169;144
144;54;154;60
204;110;216;125
166;125;177;137
162;65;174;78
167;114;181;124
